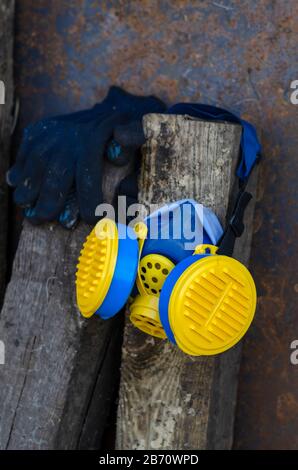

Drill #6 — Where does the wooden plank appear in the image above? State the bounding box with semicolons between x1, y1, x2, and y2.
0;161;131;449
0;0;14;301
117;113;257;450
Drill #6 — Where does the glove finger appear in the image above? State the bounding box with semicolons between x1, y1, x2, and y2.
106;120;144;166
113;120;145;148
59;190;80;229
13;141;55;208
77;113;130;224
12;122;62;207
7;121;53;188
32;153;75;221
106;140;136;167
23;207;43;225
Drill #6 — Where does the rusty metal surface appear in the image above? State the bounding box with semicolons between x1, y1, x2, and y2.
14;0;298;449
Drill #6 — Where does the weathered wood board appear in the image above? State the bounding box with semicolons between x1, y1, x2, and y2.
0;161;131;449
117;113;257;450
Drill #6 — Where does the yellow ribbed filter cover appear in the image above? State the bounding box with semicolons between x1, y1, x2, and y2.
169;255;256;355
76;219;118;318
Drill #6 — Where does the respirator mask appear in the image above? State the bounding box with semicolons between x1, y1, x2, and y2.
76;103;261;356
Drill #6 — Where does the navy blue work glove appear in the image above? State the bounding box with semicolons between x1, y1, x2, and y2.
7;86;165;227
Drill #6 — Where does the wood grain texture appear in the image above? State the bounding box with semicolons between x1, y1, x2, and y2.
0;0;14;301
117;113;256;450
0;160;132;449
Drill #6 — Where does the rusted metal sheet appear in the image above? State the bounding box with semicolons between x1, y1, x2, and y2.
14;0;298;449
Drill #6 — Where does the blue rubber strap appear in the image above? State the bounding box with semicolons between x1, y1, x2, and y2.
168;103;261;180
168;103;261;256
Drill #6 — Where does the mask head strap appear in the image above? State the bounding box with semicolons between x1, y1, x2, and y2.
168;103;262;257
216;187;252;256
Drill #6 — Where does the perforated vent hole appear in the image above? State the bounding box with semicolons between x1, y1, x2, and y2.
138;255;175;296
